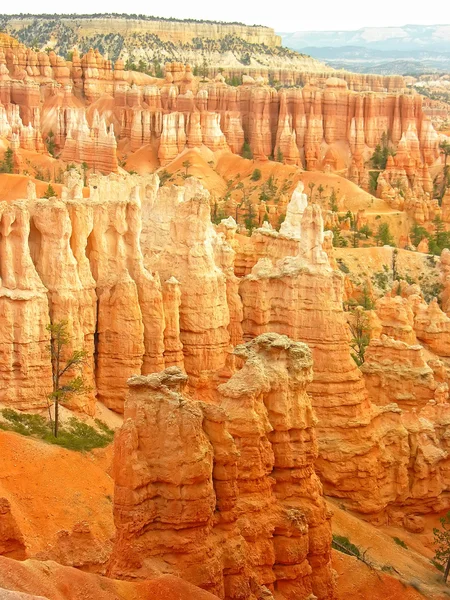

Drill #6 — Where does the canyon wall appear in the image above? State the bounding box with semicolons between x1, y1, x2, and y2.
1;37;440;180
2;17;282;47
3;172;450;526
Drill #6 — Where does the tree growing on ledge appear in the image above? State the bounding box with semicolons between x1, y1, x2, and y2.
47;321;88;437
348;306;370;366
0;147;14;174
182;159;192;176
242;141;253;160
42;184;57;199
375;222;395;247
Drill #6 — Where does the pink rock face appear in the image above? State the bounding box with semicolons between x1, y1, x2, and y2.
5;171;450;524
109;334;335;600
0;38;440;179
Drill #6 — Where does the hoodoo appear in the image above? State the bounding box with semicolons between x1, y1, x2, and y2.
1;13;450;600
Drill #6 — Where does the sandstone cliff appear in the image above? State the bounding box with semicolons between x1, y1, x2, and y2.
1;36;435;180
2;172;450;524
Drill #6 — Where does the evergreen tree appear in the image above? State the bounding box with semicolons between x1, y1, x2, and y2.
329;188;339;212
410;223;430;247
242;141;253;160
375;222;395;247
0;147;14;173
47;321;88;437
349;307;371;366
43;184;57;199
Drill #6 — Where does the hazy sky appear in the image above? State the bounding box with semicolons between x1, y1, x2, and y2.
2;0;450;32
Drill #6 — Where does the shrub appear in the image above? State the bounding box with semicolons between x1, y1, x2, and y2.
251;169;262;181
369;171;380;195
336;258;350;274
242;141;253;160
393;537;408;549
332;534;361;558
349;307;371;366
0;409;114;452
159;170;171;185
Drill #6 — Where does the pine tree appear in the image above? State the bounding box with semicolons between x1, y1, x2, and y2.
43;184;57;199
47;321;88;437
0;147;14;173
375;222;395;247
349;307;371;366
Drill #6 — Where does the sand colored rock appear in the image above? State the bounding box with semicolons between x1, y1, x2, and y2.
362;335;447;410
0;430;114;568
0;37;440;183
142;179;231;391
109;333;335;599
0;200;52;409
0;556;222;600
0;498;26;559
0;172;173;414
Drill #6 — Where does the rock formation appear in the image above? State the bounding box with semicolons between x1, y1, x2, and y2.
0;36;443;179
3;166;450;530
109;334;335;600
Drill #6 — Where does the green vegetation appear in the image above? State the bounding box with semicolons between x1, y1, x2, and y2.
332;226;348;247
46;129;56;156
410;216;450;256
244;200;257;233
336;258;350;274
158;169;171;185
0;409;114;452
438;140;450;203
225;75;241;87
410;223;429;247
329;187;339;212
359;224;373;239
211;200;226;224
372;267;390;291
42;183;56;199
375;222;395;247
182;159;192;176
349;306;371;366
81;161;89;186
369;171;380;195
242;141;253;160
332;534;361;558
47;320;89;437
251;168;262;181
371;132;395;170
0;147;14;173
393;537;408;549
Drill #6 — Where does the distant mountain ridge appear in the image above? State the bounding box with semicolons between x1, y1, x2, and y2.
280;25;450;75
280;24;450;52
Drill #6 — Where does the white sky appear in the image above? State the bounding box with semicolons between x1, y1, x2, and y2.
1;0;450;32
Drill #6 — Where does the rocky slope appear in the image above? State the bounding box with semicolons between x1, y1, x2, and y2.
2;26;450;600
0;14;325;76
